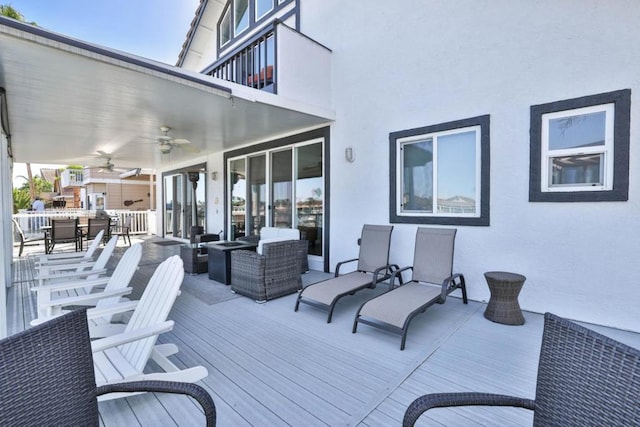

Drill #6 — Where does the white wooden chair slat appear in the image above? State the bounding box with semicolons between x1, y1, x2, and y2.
121;257;183;371
35;229;104;264
35;236;118;286
31;243;141;323
89;256;207;400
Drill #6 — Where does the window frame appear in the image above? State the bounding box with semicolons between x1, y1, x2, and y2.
217;0;295;50
234;0;250;36
389;115;490;226
219;5;232;48
530;89;630;202
255;0;274;21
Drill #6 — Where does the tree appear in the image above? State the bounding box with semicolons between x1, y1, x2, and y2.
0;4;36;24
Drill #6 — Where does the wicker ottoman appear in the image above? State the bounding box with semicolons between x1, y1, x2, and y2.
483;271;526;325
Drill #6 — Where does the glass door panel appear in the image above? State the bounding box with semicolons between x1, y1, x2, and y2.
271;149;292;228
296;143;323;256
164;174;184;237
247;155;266;236
230;158;246;240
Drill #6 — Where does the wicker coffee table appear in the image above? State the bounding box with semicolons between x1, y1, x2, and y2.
483;271;526;325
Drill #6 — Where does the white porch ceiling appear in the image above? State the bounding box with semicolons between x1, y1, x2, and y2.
0;17;333;171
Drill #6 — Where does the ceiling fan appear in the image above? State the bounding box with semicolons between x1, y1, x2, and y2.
155;126;199;155
89;151;134;174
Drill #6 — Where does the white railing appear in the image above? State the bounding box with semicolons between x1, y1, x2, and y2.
13;209;156;239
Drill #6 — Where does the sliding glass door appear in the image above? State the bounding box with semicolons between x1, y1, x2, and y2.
163;165;207;239
227;139;324;259
296;143;323;256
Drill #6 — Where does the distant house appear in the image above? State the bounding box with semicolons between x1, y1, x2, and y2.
78;167;154;211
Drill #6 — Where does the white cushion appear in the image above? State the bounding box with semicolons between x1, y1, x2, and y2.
257;237;294;255
259;227;280;240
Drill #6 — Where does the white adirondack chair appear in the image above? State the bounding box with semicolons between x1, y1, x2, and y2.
33;235;118;287
30;243;142;326
90;255;208;400
34;229;105;266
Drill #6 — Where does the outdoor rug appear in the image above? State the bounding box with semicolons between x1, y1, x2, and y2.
152;240;184;246
181;274;240;305
181;270;333;305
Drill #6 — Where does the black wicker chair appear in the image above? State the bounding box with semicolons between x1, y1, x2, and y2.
0;309;216;426
403;312;640;426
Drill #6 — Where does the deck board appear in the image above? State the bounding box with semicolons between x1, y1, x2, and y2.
8;238;640;426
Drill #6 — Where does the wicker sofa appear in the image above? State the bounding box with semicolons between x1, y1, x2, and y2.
239;227;309;273
230;240;302;302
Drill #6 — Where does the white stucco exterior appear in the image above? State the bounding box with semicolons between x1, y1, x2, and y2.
182;0;640;332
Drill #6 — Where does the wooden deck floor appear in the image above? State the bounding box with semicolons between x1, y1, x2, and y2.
9;238;640;426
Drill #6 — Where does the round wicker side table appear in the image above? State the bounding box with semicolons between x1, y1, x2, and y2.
483;271;526;325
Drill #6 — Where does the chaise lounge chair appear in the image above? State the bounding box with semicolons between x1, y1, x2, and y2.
353;227;467;350
0;309;216;426
403;312;640;426
295;224;398;322
30;243;142;326
90;255;208;399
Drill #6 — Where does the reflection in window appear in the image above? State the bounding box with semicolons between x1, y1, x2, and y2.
230;158;246;239
530;89;630;202
256;0;273;20
220;7;232;46
297;143;323;256
390;116;489;226
542;105;612;191
401;130;477;215
271;150;292;227
234;0;249;35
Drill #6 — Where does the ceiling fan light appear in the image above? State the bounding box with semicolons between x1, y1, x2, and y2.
159;143;172;154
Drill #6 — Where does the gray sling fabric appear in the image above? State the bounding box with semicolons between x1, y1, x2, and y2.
412;228;456;284
357;225;393;272
353;227;466;350
359;282;441;328
295;224;394;322
299;272;372;305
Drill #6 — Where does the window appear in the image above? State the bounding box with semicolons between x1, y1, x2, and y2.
255;0;273;20
217;0;293;49
234;0;249;35
219;7;232;46
530;89;630;202
390;115;490;226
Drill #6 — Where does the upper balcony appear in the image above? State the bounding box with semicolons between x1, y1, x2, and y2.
59;168;84;188
202;21;332;111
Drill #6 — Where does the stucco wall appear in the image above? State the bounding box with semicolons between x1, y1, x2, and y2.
300;0;640;331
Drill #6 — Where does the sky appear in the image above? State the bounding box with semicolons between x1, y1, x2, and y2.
6;0;201;186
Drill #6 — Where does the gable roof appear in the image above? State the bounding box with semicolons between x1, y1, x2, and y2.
176;0;207;67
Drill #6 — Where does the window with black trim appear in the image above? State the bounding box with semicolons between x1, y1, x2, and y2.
219;7;232;47
255;0;274;20
390;115;490;226
530;89;630;202
217;0;292;49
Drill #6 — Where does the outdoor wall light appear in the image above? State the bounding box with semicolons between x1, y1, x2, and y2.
345;146;355;163
211;171;218;181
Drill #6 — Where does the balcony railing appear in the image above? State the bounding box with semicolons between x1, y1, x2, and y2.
204;21;331;110
13;209;155;240
207;28;276;93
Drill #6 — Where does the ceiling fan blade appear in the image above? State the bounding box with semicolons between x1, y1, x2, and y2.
172;138;191;145
178;144;200;154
